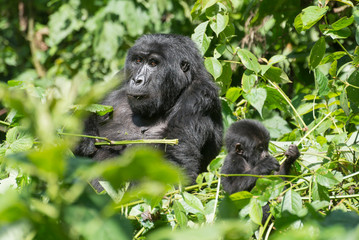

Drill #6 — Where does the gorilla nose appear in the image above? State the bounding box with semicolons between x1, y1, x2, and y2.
133;78;144;85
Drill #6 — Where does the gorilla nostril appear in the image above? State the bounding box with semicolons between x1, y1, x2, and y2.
133;78;144;85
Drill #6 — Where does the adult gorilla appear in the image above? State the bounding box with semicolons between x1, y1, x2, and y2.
75;34;223;185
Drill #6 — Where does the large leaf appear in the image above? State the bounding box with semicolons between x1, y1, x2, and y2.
281;189;302;215
309;37;326;70
95;21;124;60
294;6;328;32
237;49;261;74
314;69;330;97
192;21;211;55
346;70;359;107
263;66;291;84
210;13;229;36
182;192;205;214
173;201;188;228
249;198;262;225
331;16;354;30
225;87;241;103
316;169;342;188
241;70;257;93
244;87;267;118
204;57;222;79
4;127;33;155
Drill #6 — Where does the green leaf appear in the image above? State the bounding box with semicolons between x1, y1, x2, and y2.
48;3;83;45
354;6;359;25
204;57;222;79
225;87;241;103
316;169;342;188
75;104;113;116
334;0;354;7
95;21;124;60
329;60;337;77
201;0;218;11
249;198;262;225
241;70;257;93
182;192;205;214
312;181;329;201
210;13;229;36
5;127;33;155
263;66;291;84
321;26;351;39
340;90;350;116
356;26;359;46
244;87;267;118
346;70;359;107
309;37;326;70
216;62;232;95
281;189;302;215
192;21;211;55
237;49;261;74
331;16;354;30
268;55;286;65
173;201;188;228
320;51;346;64
294;6;328;32
314;69;330;97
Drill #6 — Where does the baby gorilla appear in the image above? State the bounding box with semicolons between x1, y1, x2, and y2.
221;119;300;194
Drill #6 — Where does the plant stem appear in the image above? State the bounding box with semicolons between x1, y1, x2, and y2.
298;112;332;145
95;139;179;146
0;120;10;126
267;80;307;130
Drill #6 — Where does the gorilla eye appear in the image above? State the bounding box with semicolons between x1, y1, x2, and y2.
149;59;158;67
135;57;142;64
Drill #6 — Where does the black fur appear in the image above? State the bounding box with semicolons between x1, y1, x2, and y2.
221;119;300;194
75;34;223;185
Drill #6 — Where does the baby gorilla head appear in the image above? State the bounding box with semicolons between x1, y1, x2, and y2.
221;120;280;193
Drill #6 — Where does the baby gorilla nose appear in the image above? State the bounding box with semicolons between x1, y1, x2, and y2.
133;77;144;85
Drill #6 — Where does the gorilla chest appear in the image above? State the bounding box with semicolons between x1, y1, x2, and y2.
98;105;167;141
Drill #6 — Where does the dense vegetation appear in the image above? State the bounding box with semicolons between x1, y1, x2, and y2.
1;0;359;239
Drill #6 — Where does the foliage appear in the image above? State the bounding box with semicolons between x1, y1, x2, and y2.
1;0;359;239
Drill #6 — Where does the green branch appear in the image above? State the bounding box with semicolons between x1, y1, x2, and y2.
59;132;178;146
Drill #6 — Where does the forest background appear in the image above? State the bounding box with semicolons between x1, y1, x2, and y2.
1;0;359;239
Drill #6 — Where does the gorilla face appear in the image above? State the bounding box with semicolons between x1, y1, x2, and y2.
124;35;195;118
125;49;164;117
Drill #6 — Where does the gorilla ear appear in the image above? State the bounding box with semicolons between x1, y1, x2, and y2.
180;61;190;72
235;143;244;155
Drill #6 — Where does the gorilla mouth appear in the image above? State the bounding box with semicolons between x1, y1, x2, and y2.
127;94;148;100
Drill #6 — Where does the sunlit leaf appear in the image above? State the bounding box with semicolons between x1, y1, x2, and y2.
237;49;261;74
340;90;350;116
244;87;267;118
294;6;328;32
241;70;257;93
225;87;241;103
210;13;229;36
182;192;205;214
192;21;211;55
204;57;222;79
173;201;188;228
316;169;342;188
249;198;262;225
281;189;302;215
346;70;359;107
263;66;291;84
331;16;354;30
309;37;326;70
314;69;330;97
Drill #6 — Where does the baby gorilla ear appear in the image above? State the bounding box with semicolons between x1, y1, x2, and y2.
180;61;190;72
235;143;244;155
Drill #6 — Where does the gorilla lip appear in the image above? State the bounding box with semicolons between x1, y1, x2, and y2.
127;94;148;100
